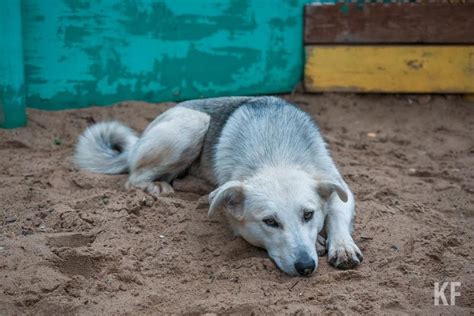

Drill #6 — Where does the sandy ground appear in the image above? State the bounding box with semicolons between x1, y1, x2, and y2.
0;93;473;315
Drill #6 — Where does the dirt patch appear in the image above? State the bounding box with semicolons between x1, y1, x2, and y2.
0;94;473;314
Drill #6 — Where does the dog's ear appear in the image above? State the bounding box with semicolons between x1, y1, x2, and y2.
208;181;246;220
316;181;348;203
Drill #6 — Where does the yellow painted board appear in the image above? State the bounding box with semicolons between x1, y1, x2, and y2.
304;45;474;93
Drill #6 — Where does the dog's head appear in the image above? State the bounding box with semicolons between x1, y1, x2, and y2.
208;167;347;276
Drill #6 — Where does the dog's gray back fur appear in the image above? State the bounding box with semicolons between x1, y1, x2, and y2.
179;96;340;185
178;97;253;182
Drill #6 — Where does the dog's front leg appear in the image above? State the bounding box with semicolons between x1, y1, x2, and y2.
325;183;363;269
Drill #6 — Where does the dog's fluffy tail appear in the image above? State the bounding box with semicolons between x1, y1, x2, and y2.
74;121;139;174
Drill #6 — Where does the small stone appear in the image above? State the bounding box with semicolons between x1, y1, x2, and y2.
417;95;431;104
53;138;63;145
119;248;129;255
129;227;142;234
367;132;377;138
408;168;417;174
21;227;33;236
159;235;165;239
141;197;154;207
4;216;16;224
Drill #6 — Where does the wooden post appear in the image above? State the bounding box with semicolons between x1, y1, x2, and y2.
304;3;474;93
0;0;26;128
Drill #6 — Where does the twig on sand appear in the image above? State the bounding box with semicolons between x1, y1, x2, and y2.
289;280;299;291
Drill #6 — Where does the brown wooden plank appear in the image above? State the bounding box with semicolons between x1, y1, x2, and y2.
305;3;474;44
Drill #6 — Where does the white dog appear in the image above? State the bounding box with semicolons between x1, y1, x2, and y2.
75;96;363;276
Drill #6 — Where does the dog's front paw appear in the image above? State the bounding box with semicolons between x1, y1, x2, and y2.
316;234;327;257
328;238;363;270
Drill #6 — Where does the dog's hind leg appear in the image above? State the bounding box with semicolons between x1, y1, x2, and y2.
126;107;210;197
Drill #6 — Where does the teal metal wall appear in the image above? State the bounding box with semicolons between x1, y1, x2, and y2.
1;0;325;128
0;1;26;128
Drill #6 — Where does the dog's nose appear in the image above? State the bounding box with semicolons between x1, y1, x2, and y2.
295;256;316;276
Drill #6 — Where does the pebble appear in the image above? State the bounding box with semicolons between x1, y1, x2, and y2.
417;95;431;104
119;248;129;255
367;132;377;138
5;216;16;224
143;197;154;207
129;227;142;234
21;227;33;236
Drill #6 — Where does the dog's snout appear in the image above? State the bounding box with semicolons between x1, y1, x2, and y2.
295;254;316;276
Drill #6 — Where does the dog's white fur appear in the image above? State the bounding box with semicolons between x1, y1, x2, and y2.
75;96;363;276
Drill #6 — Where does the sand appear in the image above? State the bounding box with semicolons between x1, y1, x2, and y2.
0;93;473;315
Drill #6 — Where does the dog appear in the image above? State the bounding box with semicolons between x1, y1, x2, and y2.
74;96;363;276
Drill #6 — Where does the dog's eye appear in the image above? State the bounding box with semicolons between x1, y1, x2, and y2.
263;217;279;228
303;210;314;222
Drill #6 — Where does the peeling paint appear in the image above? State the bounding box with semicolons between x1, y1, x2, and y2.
18;0;314;110
0;1;26;128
